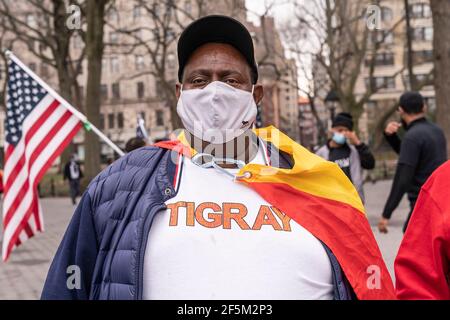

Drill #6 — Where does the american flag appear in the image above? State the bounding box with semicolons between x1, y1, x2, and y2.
2;54;82;261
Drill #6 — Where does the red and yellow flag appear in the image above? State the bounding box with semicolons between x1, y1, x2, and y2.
155;126;396;300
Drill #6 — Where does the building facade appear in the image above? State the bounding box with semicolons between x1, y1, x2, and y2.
354;0;435;143
0;0;299;163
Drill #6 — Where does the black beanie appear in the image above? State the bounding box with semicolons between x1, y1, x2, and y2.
332;112;353;130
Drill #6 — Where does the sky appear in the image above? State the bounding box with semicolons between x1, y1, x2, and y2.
245;0;296;27
245;0;310;95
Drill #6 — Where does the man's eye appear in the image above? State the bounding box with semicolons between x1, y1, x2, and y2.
192;78;206;84
225;79;238;85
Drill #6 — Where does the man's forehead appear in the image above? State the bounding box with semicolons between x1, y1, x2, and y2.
184;43;250;71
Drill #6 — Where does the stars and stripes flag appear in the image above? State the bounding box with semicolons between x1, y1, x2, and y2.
1;53;82;261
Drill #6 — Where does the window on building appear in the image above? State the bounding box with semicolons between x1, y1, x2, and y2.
108;113;114;129
108;8;119;23
156;110;164;126
112;82;120;99
40;63;48;77
167;53;176;69
184;0;192;14
413;27;433;41
365;76;396;90
424;97;436;112
155;80;164;94
133;5;141;20
100;84;108;100
366;52;394;66
137;81;145;99
109;32;118;44
152;2;160;16
411;3;431;19
135;55;145;70
26;14;36;27
166;28;176;41
370;30;394;45
117;112;124;129
110;57;119;73
412;50;433;64
100;114;105;130
381;7;393;22
366;101;378;110
412;73;434;85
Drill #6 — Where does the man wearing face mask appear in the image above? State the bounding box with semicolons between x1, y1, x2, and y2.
316;113;375;202
377;92;447;234
42;15;395;300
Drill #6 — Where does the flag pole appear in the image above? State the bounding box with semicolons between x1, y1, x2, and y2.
4;50;125;157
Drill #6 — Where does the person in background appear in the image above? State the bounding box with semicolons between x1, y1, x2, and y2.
125;137;147;153
63;154;83;205
395;160;450;299
316;112;375;202
378;92;447;233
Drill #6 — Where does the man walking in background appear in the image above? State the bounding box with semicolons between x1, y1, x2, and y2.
378;92;447;233
316;112;375;202
63;154;83;205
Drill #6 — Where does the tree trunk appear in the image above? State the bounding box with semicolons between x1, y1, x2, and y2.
53;0;74;172
404;0;417;90
84;0;108;181
430;0;450;158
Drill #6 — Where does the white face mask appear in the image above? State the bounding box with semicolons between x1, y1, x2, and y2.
176;81;258;144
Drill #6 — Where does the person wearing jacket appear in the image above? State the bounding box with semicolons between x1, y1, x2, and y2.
395;160;450;299
377;92;447;234
41;15;394;300
63;154;83;205
316;113;375;202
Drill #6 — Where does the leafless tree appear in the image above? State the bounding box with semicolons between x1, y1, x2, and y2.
0;0;86;168
84;0;110;181
105;0;209;130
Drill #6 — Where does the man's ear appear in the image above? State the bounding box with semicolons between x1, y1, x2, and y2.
398;106;405;114
253;84;263;105
176;83;182;100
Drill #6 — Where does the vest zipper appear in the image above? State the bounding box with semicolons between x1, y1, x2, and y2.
135;202;166;300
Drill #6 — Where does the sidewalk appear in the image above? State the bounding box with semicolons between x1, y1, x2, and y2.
0;180;409;299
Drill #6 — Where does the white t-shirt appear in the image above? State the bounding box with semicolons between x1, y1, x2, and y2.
143;142;334;300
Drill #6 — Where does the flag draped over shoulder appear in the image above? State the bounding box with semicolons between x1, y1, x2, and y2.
155;126;396;300
2;58;82;261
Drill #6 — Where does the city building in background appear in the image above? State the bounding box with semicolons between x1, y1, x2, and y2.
310;0;435;149
355;0;435;145
0;0;299;163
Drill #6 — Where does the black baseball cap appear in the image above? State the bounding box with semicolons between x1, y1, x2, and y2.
177;15;259;84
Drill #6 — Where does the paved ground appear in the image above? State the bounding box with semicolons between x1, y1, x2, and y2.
0;179;409;299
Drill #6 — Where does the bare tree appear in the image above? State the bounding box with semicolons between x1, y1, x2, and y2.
84;0;110;181
106;0;209;131
0;0;85;108
430;0;450;157
0;0;86;167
